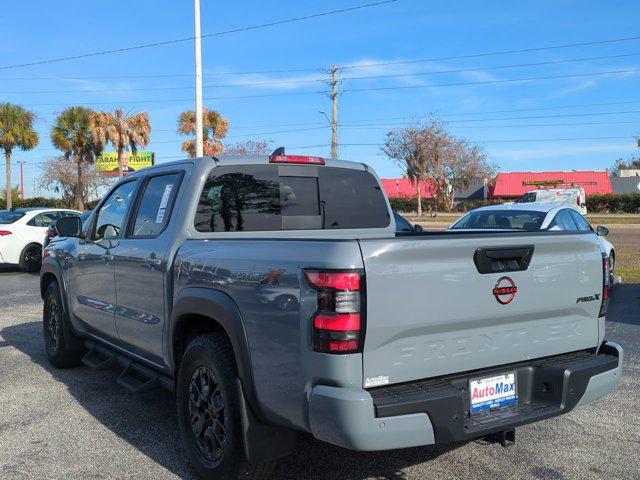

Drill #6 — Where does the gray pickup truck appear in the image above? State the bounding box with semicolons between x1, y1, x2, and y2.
41;153;623;479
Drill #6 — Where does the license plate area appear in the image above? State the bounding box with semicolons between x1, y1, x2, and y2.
469;372;517;414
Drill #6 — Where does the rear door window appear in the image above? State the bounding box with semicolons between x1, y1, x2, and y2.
131;173;182;238
194;165;389;232
549;209;578;231
568;209;592;231
28;212;61;227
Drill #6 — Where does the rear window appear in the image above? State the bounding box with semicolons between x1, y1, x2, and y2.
194;165;389;232
0;211;26;224
451;210;546;231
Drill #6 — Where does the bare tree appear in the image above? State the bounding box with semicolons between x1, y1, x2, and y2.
383;120;496;212
223;139;272;155
39;157;112;209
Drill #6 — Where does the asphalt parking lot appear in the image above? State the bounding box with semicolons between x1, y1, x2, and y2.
0;268;638;480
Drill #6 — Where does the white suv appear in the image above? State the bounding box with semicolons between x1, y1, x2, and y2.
0;208;81;272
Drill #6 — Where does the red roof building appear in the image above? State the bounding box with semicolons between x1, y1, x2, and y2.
491;171;613;198
379;178;436;198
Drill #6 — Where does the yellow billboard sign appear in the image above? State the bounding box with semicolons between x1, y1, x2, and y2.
95;152;154;175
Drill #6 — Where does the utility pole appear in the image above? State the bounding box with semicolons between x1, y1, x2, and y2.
17;161;25;200
321;65;341;159
194;0;204;157
329;65;340;159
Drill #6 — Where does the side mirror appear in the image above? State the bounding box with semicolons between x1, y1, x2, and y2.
56;216;83;238
596;225;609;237
413;224;424;233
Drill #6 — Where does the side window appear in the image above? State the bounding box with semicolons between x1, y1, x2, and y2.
195;165;280;232
93;181;137;240
28;212;60;227
131;173;182;238
568;209;592;231
551;209;578;231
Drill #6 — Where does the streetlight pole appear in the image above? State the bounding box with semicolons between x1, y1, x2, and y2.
194;0;204;158
17;161;25;200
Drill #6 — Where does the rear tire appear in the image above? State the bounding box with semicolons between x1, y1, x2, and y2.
43;281;85;368
19;243;42;272
176;333;274;480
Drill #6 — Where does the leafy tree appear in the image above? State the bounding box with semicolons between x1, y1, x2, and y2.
51;106;103;210
39;156;111;209
608;157;640;176
0;103;39;210
90;109;151;178
1;185;20;204
224;139;271;155
383;119;496;212
177;109;228;157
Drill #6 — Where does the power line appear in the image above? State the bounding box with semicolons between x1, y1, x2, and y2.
342;68;640;94
3;34;640;80
0;1;397;71
289;135;637;148
20;68;640;108
339;35;640;70
6;52;640;95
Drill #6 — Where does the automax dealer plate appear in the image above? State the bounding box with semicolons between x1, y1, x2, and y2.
469;373;517;414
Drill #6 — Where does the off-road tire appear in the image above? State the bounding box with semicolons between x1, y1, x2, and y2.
43;281;85;368
19;243;42;272
176;333;274;480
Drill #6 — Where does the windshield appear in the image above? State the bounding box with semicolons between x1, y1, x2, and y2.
451;209;546;231
0;211;26;224
516;192;537;203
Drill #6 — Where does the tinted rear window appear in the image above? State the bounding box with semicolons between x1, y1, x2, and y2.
194;165;389;232
0;211;26;224
451;210;546;231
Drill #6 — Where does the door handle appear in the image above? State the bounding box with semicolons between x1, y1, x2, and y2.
145;256;163;270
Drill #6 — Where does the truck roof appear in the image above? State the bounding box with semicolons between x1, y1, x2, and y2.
130;155;369;177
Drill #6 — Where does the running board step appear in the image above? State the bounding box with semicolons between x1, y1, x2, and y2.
82;341;173;393
117;364;161;394
82;344;117;370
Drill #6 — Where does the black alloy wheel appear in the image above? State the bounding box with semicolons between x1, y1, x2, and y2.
188;365;227;462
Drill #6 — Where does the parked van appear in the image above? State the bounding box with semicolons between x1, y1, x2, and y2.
516;187;587;215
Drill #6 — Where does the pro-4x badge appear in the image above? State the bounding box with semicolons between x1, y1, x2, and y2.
493;276;517;305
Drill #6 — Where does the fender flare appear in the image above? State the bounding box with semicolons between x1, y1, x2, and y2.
169;287;260;414
40;259;68;310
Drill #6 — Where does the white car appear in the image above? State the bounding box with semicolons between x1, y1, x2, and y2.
0;208;81;272
449;203;615;272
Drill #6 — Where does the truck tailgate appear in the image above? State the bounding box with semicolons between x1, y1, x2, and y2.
359;232;603;387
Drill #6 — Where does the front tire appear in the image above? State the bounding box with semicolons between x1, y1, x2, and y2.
19;243;42;272
43;281;85;368
176;333;273;480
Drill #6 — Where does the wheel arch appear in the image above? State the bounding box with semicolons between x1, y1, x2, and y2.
170;287;261;416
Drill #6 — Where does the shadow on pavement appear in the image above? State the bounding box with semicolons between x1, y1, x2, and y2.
1;320;463;480
607;283;640;326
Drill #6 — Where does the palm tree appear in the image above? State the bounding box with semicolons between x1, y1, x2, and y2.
90;109;151;178
0;103;39;210
51;106;102;210
177;109;228;157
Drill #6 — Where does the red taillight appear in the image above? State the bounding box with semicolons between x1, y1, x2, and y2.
306;270;364;354
577;194;581;206
599;254;611;317
0;230;12;236
269;154;325;165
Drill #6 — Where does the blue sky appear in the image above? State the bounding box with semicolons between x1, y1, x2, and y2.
2;0;640;196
